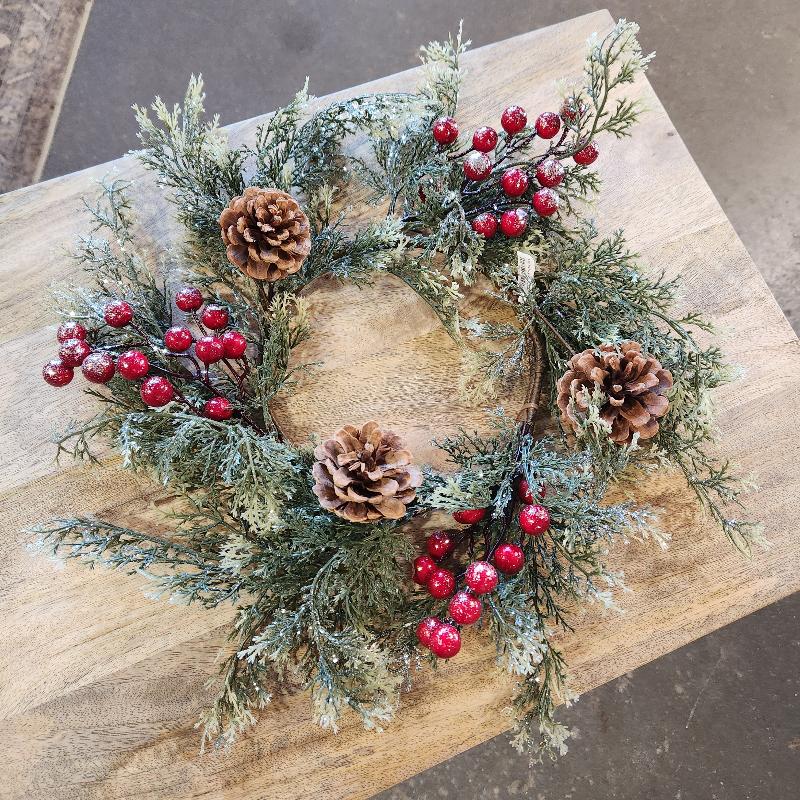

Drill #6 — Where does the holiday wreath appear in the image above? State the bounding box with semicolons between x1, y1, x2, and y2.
35;21;761;758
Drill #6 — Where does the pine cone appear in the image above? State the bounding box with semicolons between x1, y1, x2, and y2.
218;187;311;281
312;422;423;523
556;341;673;445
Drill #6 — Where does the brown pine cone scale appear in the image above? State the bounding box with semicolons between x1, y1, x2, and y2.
219;187;311;282
556;341;673;445
312;422;423;523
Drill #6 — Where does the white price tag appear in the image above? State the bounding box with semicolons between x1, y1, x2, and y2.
517;250;537;290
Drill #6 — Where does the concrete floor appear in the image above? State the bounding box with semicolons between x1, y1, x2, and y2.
44;1;799;797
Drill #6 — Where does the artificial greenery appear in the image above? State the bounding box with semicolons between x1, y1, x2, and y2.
35;19;760;761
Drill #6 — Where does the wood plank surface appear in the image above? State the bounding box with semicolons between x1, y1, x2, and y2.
1;10;799;799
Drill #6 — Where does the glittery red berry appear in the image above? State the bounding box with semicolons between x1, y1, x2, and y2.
452;508;486;525
535;158;565;188
501;105;527;135
140;375;174;407
464;561;498;594
463;151;492;181
519;504;550;536
222;330;247;359
429;622;461;658
501;167;530;197
560;98;585;121
426;567;456;599
471;212;498;239
517;478;536;504
426;530;455;560
175;286;203;312
472;125;498;152
164;325;193;353
535;111;561;139
500;208;528;237
416;616;441;649
204;396;233;421
117;349;149;380
42;358;73;387
194;335;225;364
432;116;459;145
492;543;525;575
532;188;559;217
58;338;92;367
56;321;87;342
81;351;115;383
412;555;437;585
573;142;599;165
200;304;229;331
103;300;133;328
448;591;482;625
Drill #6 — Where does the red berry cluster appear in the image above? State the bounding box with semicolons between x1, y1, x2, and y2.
42;288;250;422
413;478;552;659
431;100;599;242
42;320;115;388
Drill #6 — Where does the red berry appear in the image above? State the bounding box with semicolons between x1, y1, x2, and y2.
42;358;73;387
117;349;150;380
463;151;492;181
426;530;455;560
56;321;87;342
493;543;525;575
204;396;233;421
532;188;559;217
429;622;461;658
560;98;585;121
501;105;527;135
103;300;133;328
194;335;225;364
535;111;561;139
81;351;115;383
140;375;174;407
535;158;565;188
432;116;459;145
573;142;599;165
448;591;482;625
164;325;193;353
500;208;528;237
472;126;498;152
175;286;203;312
518;478;535;504
426;567;456;599
200;304;229;331
519;504;551;536
501;167;529;197
412;555;437;585
452;508;486;525
464;561;498;594
222;330;248;359
416;616;441;649
471;213;498;239
58;338;92;367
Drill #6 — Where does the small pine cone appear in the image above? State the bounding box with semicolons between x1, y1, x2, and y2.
219;187;311;281
556;341;673;445
312;422;423;523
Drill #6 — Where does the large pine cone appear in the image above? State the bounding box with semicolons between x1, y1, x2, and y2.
312;422;423;523
218;187;311;281
556;341;673;445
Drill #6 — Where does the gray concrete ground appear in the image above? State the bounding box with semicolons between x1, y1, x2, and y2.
44;1;799;797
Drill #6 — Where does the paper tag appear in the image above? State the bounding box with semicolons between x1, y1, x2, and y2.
517;250;537;290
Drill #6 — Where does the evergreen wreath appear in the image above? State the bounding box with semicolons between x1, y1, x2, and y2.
35;20;762;759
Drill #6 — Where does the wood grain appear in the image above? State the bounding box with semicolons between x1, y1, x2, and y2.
1;10;799;799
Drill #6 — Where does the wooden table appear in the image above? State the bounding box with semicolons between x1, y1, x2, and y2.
1;10;799;799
